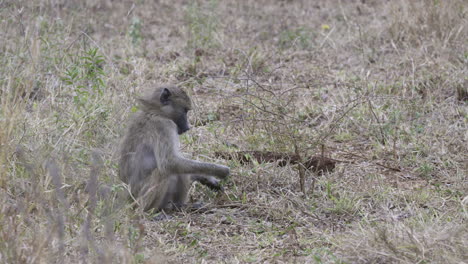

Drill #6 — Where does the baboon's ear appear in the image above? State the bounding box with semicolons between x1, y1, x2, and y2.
160;88;171;105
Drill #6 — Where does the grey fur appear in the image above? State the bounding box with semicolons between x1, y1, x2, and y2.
119;86;230;212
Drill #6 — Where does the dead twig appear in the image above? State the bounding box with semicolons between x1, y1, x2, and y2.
215;151;337;174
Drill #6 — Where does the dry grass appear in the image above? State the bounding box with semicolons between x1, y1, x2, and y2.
1;0;467;263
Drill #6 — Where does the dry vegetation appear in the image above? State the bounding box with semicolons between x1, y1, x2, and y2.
1;0;467;263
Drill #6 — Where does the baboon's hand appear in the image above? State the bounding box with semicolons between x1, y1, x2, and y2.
197;176;223;191
206;178;223;191
218;165;230;178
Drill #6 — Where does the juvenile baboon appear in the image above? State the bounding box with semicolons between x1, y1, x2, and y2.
119;86;230;212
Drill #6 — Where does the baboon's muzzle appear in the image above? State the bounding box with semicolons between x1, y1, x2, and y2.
176;120;190;134
178;125;190;135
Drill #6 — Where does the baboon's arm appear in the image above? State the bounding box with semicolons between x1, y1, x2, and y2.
169;157;230;178
156;125;230;178
158;142;229;178
145;146;229;178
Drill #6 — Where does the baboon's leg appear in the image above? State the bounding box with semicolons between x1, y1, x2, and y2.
126;143;164;211
167;175;209;211
140;177;170;212
156;175;185;211
169;175;191;209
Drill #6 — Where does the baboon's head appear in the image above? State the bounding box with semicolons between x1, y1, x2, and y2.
138;86;192;134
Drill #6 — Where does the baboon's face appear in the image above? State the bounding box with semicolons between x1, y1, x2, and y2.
139;86;193;134
159;87;192;135
172;104;190;135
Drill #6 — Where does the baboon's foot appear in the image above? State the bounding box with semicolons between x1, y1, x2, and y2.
151;212;173;221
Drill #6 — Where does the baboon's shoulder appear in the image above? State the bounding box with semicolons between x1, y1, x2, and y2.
128;112;176;137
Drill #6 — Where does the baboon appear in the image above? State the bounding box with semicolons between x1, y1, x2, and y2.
119;86;230;212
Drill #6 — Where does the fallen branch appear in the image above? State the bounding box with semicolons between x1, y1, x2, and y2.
215;151;336;174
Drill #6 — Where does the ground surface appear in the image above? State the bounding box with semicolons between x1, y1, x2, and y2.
0;0;467;263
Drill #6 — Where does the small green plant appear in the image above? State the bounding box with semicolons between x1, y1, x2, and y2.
62;47;106;109
247;47;268;74
60;47;110;145
278;27;313;50
418;162;434;179
129;17;143;45
328;195;360;216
